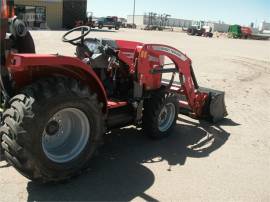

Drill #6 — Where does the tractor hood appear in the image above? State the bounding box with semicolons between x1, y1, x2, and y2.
115;40;143;52
96;39;143;53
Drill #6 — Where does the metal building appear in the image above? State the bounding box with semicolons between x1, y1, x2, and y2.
14;0;87;29
128;15;233;33
127;15;192;29
259;21;270;32
205;22;230;33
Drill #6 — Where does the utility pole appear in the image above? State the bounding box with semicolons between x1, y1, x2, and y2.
132;0;136;28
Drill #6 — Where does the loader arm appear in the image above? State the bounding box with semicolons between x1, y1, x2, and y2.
136;44;227;121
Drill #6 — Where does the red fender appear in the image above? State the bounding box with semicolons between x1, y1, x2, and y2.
6;53;108;112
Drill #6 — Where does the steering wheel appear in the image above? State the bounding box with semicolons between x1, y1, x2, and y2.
62;26;91;45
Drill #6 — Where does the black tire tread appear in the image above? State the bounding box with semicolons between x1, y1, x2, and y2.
142;91;178;139
0;77;105;183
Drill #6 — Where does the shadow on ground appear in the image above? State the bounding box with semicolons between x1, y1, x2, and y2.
24;116;238;201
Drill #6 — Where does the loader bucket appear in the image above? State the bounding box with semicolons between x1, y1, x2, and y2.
200;87;228;123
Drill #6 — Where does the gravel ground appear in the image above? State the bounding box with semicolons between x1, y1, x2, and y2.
0;28;270;202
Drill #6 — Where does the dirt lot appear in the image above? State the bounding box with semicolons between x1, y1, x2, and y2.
1;29;270;201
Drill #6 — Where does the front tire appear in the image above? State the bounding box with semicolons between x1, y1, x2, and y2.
0;77;104;183
208;33;213;38
142;92;178;139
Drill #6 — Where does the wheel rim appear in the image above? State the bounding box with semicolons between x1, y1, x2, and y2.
158;103;176;132
42;108;90;163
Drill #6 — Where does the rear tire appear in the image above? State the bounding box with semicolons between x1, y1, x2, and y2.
142;92;178;139
0;77;104;183
190;28;196;36
98;24;103;29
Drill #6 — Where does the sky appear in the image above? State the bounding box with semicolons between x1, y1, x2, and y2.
87;0;270;26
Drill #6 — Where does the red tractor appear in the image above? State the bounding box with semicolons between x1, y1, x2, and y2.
0;0;227;183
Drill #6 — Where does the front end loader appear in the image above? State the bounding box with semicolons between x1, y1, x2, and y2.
0;0;227;183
